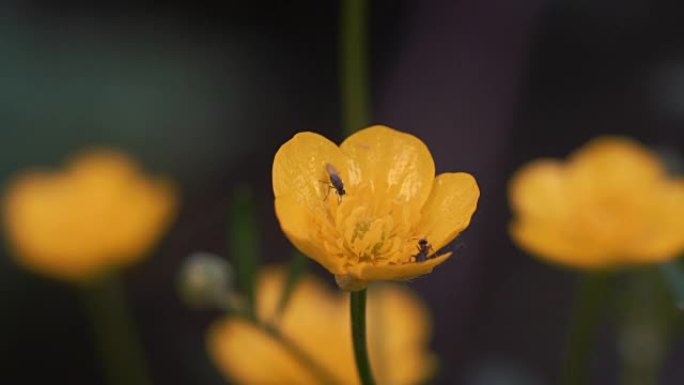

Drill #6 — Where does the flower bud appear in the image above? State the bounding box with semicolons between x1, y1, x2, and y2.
178;252;234;309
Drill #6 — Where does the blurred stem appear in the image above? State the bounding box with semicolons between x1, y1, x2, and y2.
351;289;376;385
561;273;612;385
230;185;259;321
81;274;152;385
618;268;675;385
340;0;370;135
275;251;308;318
659;259;684;309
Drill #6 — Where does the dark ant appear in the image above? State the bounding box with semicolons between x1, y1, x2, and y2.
414;238;435;262
323;163;346;202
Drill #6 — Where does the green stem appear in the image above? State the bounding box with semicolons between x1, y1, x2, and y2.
659;260;684;309
81;274;152;385
351;289;376;385
340;3;374;382
618;267;674;385
340;0;370;135
560;273;612;385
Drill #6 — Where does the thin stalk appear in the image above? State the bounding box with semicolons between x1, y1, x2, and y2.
340;2;375;383
340;0;370;135
618;267;675;385
351;289;376;385
80;274;152;385
659;260;684;309
560;273;612;385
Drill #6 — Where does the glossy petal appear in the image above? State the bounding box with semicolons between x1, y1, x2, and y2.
273;131;354;206
340;125;435;207
274;196;345;274
418;172;480;251
350;253;452;281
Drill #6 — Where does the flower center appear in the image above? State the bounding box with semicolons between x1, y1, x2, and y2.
322;192;416;266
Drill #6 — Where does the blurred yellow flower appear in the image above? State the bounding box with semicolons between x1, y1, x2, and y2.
2;148;178;282
272;125;479;290
207;267;436;385
509;136;684;269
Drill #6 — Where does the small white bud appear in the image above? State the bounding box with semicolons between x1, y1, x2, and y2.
178;252;234;309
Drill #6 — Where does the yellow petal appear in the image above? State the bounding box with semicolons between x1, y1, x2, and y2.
509;160;571;222
274;195;345;274
568;136;665;194
626;179;684;262
272;131;355;206
340;125;435;207
3;171;106;280
207;318;319;385
417;172;479;251
367;285;437;385
1;149;178;282
207;267;436;385
350;252;452;281
510;220;615;269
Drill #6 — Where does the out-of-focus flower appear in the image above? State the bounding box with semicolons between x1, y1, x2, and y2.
2;149;177;282
207;267;436;385
272;125;479;290
509;136;684;269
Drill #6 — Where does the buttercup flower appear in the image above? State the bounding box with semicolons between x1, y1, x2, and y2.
509;136;684;269
207;267;436;385
2;149;178;282
272;125;480;290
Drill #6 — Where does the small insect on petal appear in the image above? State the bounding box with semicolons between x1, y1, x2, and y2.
325;163;346;201
414;238;435;262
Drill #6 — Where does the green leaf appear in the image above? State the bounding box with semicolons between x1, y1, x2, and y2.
275;251;308;317
229;185;259;320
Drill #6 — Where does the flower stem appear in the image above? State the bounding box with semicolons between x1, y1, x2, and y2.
618;267;675;385
350;289;376;385
80;274;152;385
340;0;370;135
560;273;612;385
659;260;684;309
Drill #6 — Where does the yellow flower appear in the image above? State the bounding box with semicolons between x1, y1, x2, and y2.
207;267;436;385
2;148;178;282
509;136;684;269
272;125;480;290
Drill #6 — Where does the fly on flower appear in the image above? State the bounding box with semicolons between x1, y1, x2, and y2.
272;125;480;290
414;239;434;263
324;163;346;202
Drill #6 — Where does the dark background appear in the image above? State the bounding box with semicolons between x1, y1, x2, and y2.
0;0;682;384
